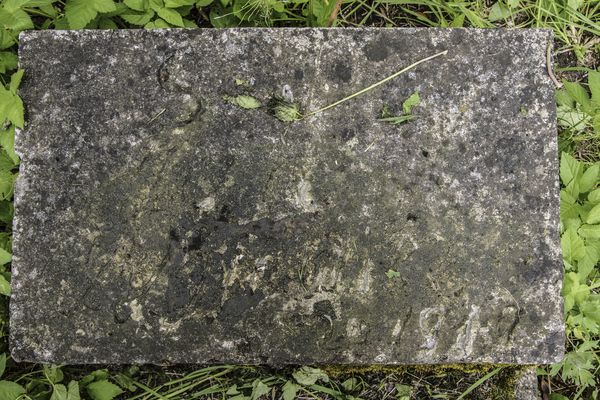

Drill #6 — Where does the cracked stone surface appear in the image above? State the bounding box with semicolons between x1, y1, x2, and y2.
11;28;563;364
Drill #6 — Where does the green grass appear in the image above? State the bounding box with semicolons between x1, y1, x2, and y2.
0;0;598;399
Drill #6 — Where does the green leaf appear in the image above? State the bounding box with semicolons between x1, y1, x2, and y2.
395;384;412;400
0;171;14;200
589;70;600;106
65;0;117;29
488;2;511;21
402;91;420;115
0;8;33;31
124;0;148;11
564;81;592;114
144;18;170;28
385;269;401;279
154;6;184;26
282;381;298;400
0;52;17;74
560;152;583;186
9;69;23;95
561;227;585;264
67;381;81;400
0;128;18;165
580;164;599;193
0;380;26;400
225;94;261;109
579;224;600;240
196;0;213;6
587;203;600;224
0;248;11;265
86;380;123;400
121;9;155;25
51;384;68;400
0;354;6;379
250;379;269;400
164;0;196;6
44;365;64;384
562;271;590;312
589;188;600;204
556;89;573;108
292;367;329;386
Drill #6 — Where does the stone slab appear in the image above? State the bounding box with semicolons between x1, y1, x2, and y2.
11;28;564;364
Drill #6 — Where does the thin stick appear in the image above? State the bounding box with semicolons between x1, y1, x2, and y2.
547;42;563;89
327;0;344;26
303;50;448;118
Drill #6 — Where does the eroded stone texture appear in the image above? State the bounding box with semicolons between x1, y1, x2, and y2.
12;28;563;364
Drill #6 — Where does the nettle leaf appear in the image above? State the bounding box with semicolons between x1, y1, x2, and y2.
563;81;592;114
144;18;170;28
86;380;123;400
0;52;17;74
560;152;583;186
250;379;269;400
579;224;600;240
0;170;14;200
121;9;155;25
0;380;26;400
164;0;196;6
402;91;420;115
292;366;329;386
124;0;148;11
580;164;599;193
488;2;511;21
562;272;590;312
44;365;64;384
50;384;68;400
557;105;588;131
561;228;585;264
0;128;18;165
225;95;261;109
0;7;33;31
154;6;184;26
589;70;600;107
587;203;600;224
589;188;600;204
67;381;81;400
65;0;117;29
282;381;298;400
0;274;10;296
0;247;11;265
556;89;574;108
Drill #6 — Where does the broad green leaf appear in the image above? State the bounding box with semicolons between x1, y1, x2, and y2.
182;18;197;27
557;105;588;131
565;178;580;199
44;365;64;384
97;17;118;29
292;366;329;386
385;269;401;279
563;272;589;312
65;0;117;29
0;52;17;74
86;380;123;400
0;8;33;31
0;380;26;400
561;228;585;264
155;7;184;26
0;128;18;165
579;224;600;239
250;379;269;400
0;275;9;296
589;188;600;204
560;152;583;186
564;81;592;114
402;91;420;115
0;354;5;379
488;2;511;21
589;70;600;106
144;18;170;28
51;384;68;400
225;95;261;109
0;170;13;200
67;381;80;400
0;248;11;265
23;0;55;6
282;381;298;400
577;245;599;280
9;69;23;95
580;164;599;193
196;0;213;6
121;10;155;25
165;0;196;6
395;384;412;400
124;0;147;11
587;203;600;224
556;89;573;108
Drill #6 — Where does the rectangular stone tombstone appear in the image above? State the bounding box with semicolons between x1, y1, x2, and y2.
12;28;564;364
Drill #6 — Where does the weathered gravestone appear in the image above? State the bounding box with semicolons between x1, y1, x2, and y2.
11;28;563;365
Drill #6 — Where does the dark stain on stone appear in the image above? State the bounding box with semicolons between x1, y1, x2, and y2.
294;69;304;80
363;36;389;62
220;286;265;319
340;128;355;141
332;62;352;83
313;299;337;320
